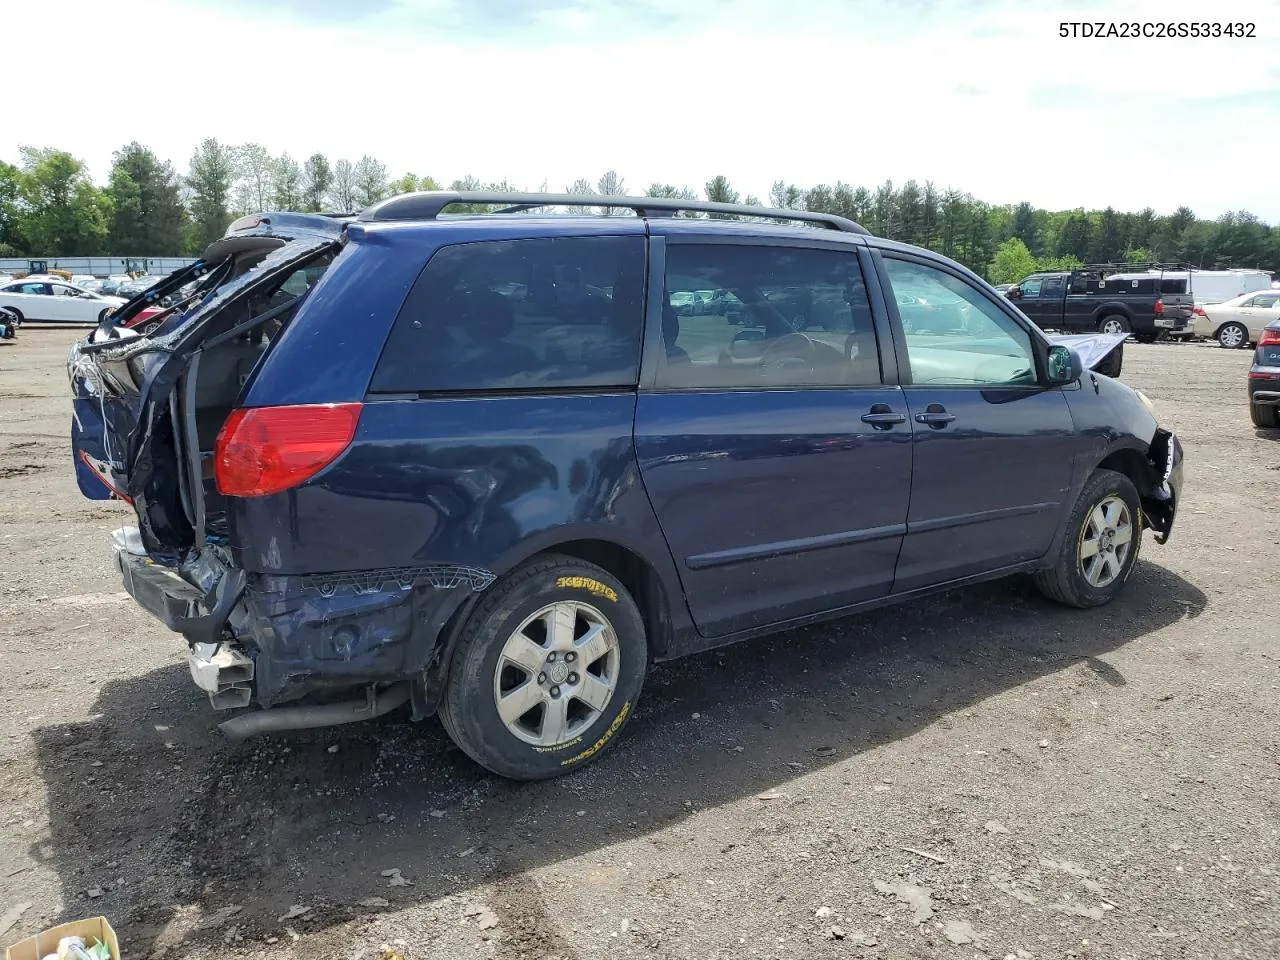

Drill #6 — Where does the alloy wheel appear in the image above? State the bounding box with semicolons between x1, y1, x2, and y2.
493;601;620;747
1078;495;1133;588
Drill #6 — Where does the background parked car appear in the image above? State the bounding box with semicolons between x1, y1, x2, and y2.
1247;319;1280;426
1199;290;1280;348
116;275;166;299
0;279;125;324
99;275;134;296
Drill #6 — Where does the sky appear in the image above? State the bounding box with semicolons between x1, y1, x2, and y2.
7;0;1280;220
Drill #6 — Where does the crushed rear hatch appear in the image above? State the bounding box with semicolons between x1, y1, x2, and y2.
68;233;340;558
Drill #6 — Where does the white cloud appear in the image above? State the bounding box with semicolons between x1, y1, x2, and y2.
4;0;1278;219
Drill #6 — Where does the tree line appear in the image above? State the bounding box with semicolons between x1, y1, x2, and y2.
0;141;1276;282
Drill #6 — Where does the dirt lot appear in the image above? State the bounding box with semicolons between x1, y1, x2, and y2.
1;327;1277;960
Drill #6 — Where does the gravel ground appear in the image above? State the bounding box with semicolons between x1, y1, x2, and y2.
1;327;1277;960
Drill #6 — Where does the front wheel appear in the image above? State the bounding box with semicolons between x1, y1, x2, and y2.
1217;322;1249;349
439;554;647;780
1034;469;1143;609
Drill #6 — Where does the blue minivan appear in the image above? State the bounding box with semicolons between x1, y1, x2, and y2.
68;193;1183;779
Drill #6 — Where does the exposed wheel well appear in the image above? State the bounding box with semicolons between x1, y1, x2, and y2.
1096;448;1152;496
549;539;674;658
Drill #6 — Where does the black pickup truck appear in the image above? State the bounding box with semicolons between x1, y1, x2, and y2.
1005;265;1194;343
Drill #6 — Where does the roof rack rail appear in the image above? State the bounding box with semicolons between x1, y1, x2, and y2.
359;191;869;234
1078;261;1194;273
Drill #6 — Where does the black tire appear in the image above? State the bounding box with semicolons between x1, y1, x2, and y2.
1034;469;1143;609
1250;402;1279;428
1097;314;1130;335
7;309;22;325
438;554;647;780
1217;322;1249;349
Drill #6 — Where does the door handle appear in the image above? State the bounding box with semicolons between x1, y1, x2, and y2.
914;403;956;428
861;404;906;429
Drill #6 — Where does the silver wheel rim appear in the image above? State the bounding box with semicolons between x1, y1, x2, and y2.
1220;325;1244;348
1078;495;1133;589
493;600;620;747
1101;318;1124;334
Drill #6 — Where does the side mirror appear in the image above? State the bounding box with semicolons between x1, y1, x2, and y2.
1007;286;1022;300
1046;344;1083;384
730;328;766;360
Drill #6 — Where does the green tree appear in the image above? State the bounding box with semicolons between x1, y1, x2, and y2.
804;184;834;213
1090;206;1123;263
896;180;923;245
596;170;626;215
419;175;440;191
644;183;699;216
186;138;236;250
105;142;186;254
1054;210;1094;261
704;175;739;217
1010;201;1038;254
989;237;1037;284
233;143;273;213
330;159;357;211
390;172;420;196
870;181;895;238
301;154;333;212
16;147;109;255
769;181;804;209
271;154;303;209
354;156;388;207
0;161;22;253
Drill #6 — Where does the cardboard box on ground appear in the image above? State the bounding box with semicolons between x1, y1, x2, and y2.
5;917;119;960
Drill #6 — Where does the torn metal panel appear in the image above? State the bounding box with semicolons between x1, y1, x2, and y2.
230;565;492;707
301;565;496;596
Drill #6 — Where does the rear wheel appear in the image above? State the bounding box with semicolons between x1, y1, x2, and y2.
439;554;647;780
1098;314;1130;336
1034;469;1142;608
1217;322;1249;349
1250;402;1279;428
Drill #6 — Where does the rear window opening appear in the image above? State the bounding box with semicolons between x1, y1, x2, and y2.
126;250;339;551
190;255;336;539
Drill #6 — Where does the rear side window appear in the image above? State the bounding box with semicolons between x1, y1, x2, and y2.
371;236;645;393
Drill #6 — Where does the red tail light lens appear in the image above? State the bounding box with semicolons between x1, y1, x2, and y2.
1192;306;1206;317
1259;328;1280;347
214;403;362;498
1153;298;1163;315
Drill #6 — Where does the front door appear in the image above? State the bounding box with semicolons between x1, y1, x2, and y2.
877;254;1079;592
635;238;913;638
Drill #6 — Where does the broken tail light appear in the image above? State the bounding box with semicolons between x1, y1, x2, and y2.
214;403;362;498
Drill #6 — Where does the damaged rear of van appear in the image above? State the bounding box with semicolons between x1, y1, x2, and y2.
68;213;465;728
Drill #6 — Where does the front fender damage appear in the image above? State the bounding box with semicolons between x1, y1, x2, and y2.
1141;429;1182;544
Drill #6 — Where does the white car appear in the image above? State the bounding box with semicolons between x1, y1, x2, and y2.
1201;290;1280;348
0;279;126;324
